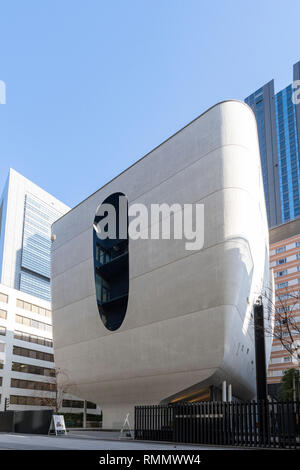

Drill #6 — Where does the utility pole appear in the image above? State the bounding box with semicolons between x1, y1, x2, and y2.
254;297;269;443
254;298;268;402
83;400;87;428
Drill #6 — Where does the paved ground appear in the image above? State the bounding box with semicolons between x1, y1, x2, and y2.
0;432;233;450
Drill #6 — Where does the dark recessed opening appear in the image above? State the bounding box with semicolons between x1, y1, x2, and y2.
93;192;129;331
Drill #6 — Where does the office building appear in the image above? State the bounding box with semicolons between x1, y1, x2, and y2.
245;81;281;227
268;217;300;395
0;283;100;421
245;60;300;227
0;168;70;302
51;101;273;428
0;170;100;422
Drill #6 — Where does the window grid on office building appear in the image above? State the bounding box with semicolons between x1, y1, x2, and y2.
11;378;56;392
20;194;63;301
13;345;54;362
0;293;8;303
10;395;56;406
62;399;97;409
14;331;53;348
0;309;7;320
11;361;55;377
16;299;51;318
15;314;52;333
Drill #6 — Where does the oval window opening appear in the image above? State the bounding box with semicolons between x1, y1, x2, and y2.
93;192;129;331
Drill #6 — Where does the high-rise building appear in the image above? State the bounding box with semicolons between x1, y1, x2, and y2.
0;168;70;301
275;85;300;222
245;81;281;227
0;169;101;423
268;217;300;397
293;61;300;154
245;60;300;228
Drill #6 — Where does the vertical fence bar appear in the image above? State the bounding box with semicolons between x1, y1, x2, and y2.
231;402;235;446
237;402;240;446
177;403;182;442
278;401;282;448
253;401;257;447
240;402;244;446
203;402;206;444
295;400;300;447
196;403;200;444
286;401;291;449
270;399;275;448
191;404;194;444
145;406;148;440
155;405;158;441
280;401;286;448
216;401;219;445
247;401;252;447
209;402;215;444
191;403;195;444
171;406;174;443
150;406;153;441
185;403;189;444
209;401;211;445
243;402;248;446
220;401;223;445
203;402;207;445
225;401;229;446
145;405;147;440
175;404;179;443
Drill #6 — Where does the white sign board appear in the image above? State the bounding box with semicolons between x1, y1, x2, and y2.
119;413;134;440
49;415;67;436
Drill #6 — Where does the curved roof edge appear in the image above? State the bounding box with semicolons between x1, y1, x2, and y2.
53;99;254;226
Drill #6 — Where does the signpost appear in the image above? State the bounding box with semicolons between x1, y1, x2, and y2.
48;415;67;436
119;413;134;440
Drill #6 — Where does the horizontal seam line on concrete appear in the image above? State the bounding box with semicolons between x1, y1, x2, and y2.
52;184;260;278
54;303;253;353
56;365;221;388
52;236;254;317
51;141;258;250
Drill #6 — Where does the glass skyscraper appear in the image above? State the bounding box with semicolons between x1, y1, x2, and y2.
275;85;300;222
245;60;300;228
245;82;281;227
0;169;69;301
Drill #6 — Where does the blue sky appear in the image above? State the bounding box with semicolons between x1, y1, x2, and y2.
1;0;300;208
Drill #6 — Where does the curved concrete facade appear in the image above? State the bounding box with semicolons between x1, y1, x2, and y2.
51;101;273;428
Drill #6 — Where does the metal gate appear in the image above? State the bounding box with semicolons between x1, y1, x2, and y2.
135;400;300;448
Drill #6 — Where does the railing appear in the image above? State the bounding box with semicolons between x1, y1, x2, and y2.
135;400;300;448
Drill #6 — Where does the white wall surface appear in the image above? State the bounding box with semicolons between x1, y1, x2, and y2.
52;101;273;428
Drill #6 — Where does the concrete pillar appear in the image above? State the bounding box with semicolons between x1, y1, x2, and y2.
222;380;227;402
228;384;232;402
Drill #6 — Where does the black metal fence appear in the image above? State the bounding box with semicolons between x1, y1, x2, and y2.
135;401;300;448
0;410;53;434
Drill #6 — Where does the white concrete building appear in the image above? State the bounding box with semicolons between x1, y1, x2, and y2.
51;101;274;428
